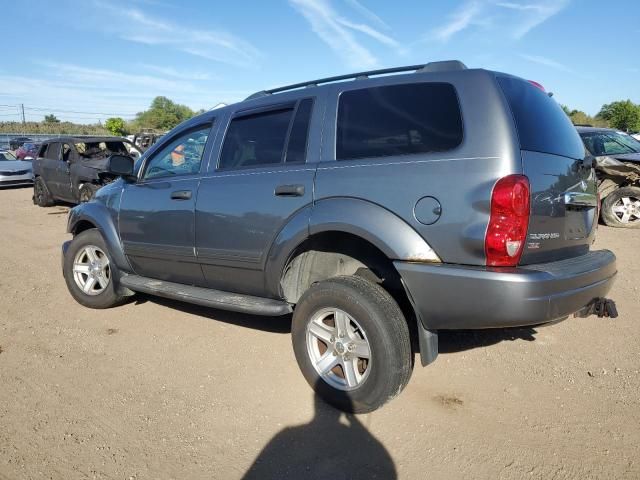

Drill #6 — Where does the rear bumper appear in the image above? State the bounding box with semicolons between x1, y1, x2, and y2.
395;250;617;330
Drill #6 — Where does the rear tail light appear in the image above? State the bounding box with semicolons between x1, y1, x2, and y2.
485;175;530;267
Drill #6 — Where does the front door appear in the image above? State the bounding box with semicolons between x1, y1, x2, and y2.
119;124;213;286
196;98;318;297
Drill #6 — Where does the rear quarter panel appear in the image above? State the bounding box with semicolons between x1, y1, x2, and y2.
315;69;520;265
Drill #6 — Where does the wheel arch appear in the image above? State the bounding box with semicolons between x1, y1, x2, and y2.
67;202;131;272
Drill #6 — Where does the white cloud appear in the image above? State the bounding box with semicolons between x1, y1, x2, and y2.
430;0;571;42
519;53;574;73
94;2;261;68
289;0;401;69
343;0;390;30
0;62;250;123
433;1;484;42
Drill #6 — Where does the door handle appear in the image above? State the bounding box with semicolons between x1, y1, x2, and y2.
171;190;192;200
274;184;305;197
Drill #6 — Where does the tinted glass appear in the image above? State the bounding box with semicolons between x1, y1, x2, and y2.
143;126;210;180
285;99;313;163
219;108;294;169
336;83;462;160
497;76;585;160
38;144;48;158
46;143;60;160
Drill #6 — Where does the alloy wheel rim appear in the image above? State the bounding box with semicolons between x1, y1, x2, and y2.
306;307;372;391
72;245;110;296
612;196;640;224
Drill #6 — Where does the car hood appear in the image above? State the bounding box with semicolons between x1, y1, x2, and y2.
607;152;640;163
0;160;33;172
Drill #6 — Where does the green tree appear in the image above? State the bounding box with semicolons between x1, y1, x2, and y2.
597;100;640;132
44;114;60;124
133;96;197;131
105;117;128;136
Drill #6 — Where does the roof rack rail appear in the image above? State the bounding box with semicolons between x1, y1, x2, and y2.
245;60;467;100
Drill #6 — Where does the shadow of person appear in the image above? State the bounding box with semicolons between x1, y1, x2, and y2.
242;382;396;480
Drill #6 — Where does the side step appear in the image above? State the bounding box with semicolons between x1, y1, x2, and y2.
119;275;293;316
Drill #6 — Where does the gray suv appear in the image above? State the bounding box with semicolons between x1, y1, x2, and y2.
61;61;617;412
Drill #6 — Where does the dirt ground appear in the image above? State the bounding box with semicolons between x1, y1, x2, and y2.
0;185;638;480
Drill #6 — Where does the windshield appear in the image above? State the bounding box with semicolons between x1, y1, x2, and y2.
0;151;17;161
581;131;640;156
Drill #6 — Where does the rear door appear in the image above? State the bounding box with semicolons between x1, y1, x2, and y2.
195;97;318;297
497;75;597;264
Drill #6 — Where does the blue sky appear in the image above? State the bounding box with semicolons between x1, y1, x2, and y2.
2;0;638;123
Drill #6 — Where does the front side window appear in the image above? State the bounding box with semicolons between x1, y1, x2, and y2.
143;126;211;180
46;143;61;160
336;83;463;161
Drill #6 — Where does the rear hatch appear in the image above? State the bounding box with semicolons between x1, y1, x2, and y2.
497;75;597;264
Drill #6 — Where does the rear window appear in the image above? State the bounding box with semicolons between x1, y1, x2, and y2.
336;83;463;160
497;75;584;160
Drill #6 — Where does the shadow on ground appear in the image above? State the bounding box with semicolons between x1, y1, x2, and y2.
242;381;396;480
438;327;537;354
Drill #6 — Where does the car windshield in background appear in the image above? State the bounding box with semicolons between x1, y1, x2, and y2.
74;141;137;159
0;151;17;161
581;131;640;156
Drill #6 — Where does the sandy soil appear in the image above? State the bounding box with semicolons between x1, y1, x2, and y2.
0;186;638;480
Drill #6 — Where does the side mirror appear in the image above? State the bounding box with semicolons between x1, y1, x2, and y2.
106;154;135;180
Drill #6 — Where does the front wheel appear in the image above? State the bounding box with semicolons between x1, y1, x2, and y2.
63;229;127;309
291;275;413;413
601;186;640;228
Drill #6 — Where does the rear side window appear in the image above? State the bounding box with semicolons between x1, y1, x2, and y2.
219;98;314;170
336;83;463;161
497;76;585;160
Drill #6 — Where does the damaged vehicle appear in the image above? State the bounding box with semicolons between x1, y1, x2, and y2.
578;127;640;228
32;136;141;206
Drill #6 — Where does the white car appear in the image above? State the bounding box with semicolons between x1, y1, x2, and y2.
0;150;33;187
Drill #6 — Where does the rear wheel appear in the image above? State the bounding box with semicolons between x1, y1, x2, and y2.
63;229;127;309
601;187;640;228
291;275;412;413
33;177;54;207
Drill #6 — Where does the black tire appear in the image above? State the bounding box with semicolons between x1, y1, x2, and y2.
78;184;99;203
601;186;640;228
33;177;54;207
291;275;413;413
63;229;127;309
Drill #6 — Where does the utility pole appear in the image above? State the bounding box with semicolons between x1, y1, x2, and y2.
20;104;26;125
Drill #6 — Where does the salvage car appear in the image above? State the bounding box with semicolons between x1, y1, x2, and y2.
0;150;33;187
578;127;640;228
62;62;617;413
9;136;32;151
32;136;142;206
16;142;41;160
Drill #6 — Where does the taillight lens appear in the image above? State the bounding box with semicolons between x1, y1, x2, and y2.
485;175;530;267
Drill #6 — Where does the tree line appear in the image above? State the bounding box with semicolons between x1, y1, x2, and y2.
561;100;640;132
